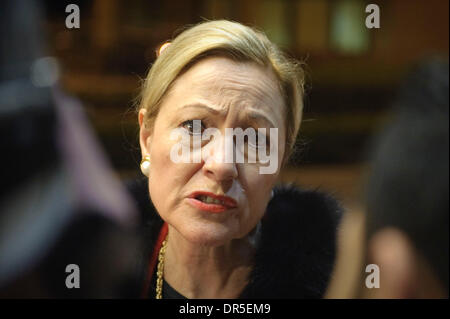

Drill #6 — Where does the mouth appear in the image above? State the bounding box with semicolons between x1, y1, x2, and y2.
187;191;238;213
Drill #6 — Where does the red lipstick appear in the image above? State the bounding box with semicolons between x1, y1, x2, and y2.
187;191;237;213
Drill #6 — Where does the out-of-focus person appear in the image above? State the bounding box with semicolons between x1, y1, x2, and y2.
0;0;141;298
326;58;449;299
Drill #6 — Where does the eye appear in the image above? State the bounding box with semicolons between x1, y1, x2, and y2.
181;119;206;135
245;132;270;149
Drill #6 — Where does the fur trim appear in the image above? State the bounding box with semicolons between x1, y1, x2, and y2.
127;178;342;299
241;184;342;298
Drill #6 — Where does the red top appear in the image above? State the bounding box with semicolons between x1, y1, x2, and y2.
141;222;168;298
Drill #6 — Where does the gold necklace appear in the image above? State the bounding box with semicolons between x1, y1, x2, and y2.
155;237;168;299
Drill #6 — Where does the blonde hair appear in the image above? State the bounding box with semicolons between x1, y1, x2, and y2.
138;20;305;162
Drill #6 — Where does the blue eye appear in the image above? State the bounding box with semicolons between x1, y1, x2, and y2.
181;120;206;135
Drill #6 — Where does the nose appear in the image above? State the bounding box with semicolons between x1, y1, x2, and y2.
202;134;238;189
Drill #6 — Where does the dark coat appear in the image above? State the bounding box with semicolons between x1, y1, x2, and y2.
128;178;342;299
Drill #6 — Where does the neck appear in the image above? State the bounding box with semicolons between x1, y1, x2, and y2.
163;225;257;299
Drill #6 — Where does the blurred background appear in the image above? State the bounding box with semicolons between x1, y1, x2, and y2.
41;0;448;214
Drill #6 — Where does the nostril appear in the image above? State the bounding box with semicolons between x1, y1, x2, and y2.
202;154;238;182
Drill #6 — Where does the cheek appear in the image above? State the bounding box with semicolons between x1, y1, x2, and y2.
148;135;172;181
240;166;278;220
147;131;192;215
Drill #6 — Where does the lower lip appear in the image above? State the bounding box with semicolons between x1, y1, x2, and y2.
186;198;234;213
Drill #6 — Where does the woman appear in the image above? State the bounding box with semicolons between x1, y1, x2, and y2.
131;20;341;299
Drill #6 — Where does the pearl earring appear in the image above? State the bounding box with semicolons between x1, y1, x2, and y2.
140;156;151;177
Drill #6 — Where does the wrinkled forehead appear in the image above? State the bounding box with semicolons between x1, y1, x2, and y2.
169;57;285;124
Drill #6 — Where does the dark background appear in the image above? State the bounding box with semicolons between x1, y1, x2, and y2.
41;0;449;211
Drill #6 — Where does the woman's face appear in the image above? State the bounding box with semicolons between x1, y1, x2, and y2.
139;56;286;246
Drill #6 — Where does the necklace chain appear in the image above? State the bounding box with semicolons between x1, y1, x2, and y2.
155;237;168;299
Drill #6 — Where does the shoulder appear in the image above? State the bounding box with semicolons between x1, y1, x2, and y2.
242;184;343;298
125;177;163;293
265;184;342;247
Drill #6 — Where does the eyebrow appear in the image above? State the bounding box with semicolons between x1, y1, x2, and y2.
180;103;223;115
180;103;276;128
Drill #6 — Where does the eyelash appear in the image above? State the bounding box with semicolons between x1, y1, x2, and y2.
180;119;207;135
245;134;270;148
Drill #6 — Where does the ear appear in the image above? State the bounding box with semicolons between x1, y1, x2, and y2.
365;228;417;298
139;108;152;158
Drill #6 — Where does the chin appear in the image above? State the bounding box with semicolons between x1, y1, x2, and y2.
178;222;237;247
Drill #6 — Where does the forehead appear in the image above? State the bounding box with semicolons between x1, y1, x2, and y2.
167;57;285;124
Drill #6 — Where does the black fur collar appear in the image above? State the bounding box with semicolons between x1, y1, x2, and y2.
128;178;342;299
